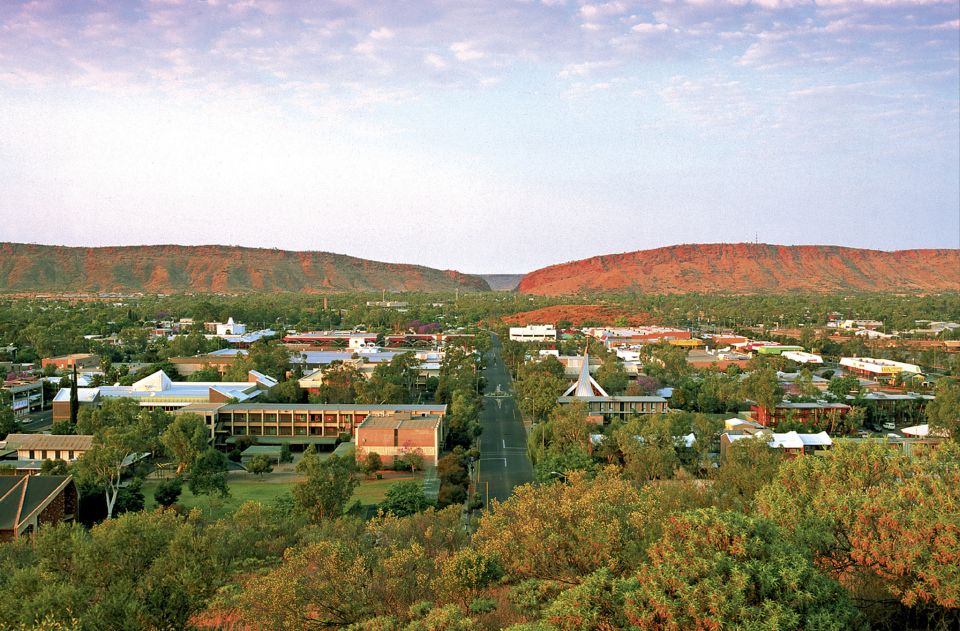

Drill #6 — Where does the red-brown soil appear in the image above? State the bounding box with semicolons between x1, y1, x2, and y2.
517;244;960;295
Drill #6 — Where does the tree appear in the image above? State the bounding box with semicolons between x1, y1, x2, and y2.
741;365;783;414
40;458;70;475
267;378;304;403
74;398;169;519
69;363;79;424
475;469;659;584
161;413;209;475
154;477;183;507
247;454;274;477
398;447;424;473
0;404;22;440
312;362;364;404
828;374;862;400
595;358;628;395
188;448;230;498
515;371;566;423
926;379;960;441
292;453;357;522
248;340;292;381
361;451;383;477
357;353;420;404
187;366;222;382
379;479;430;517
50;420;77;435
621;509;863;630
711;435;783;511
756;441;960;628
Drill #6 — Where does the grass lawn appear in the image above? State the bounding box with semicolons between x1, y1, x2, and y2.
141;473;419;520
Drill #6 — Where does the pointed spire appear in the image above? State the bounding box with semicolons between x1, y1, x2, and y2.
574;350;595;397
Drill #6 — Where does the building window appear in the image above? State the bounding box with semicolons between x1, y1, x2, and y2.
68;451;74;460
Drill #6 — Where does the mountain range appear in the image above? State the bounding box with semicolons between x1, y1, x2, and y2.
0;243;489;294
1;242;956;295
517;244;960;295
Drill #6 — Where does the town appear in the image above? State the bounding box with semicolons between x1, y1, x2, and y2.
0;290;957;629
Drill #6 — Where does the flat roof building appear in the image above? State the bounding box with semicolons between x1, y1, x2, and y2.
354;412;446;466
509;325;557;342
51;370;276;421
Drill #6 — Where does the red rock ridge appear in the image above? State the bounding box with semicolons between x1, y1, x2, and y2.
517;244;960;295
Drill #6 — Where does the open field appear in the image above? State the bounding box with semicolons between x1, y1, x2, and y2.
141;472;420;520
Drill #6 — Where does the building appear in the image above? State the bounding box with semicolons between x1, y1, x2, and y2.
283;331;379;348
585;327;691;349
840;357;921;382
354;412;446;466
750;402;851;427
41;353;100;371
0;434;93;465
0;475;78;541
686;349;752;371
214;317;246;336
721;430;832;460
212;402;447;448
509;325;557;342
556;351;668;420
2;380;44;417
51;370;277;421
756;345;804;356
781;351;823;364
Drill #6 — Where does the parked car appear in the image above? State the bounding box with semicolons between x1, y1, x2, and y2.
882;421;896;431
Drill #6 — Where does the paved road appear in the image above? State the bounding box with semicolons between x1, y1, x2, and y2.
477;334;533;506
19;409;53;433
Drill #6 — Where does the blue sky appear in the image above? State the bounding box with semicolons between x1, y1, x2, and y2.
0;0;957;272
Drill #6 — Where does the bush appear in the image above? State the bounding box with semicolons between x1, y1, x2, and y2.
154;477;183;507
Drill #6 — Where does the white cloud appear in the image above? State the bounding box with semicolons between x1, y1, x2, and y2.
369;27;395;40
450;41;485;61
424;52;449;69
632;22;669;34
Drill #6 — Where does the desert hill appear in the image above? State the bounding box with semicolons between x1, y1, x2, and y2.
517;244;960;295
0;243;490;294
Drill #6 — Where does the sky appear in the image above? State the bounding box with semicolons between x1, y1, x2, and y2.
0;0;958;273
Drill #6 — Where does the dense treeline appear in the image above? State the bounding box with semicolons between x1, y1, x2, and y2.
1;441;956;630
2;292;957;365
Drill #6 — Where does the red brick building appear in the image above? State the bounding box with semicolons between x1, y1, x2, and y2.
354;412;446;466
751;402;851;427
41;354;99;371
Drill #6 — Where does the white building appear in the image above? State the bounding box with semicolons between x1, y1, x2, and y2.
840;357;921;376
216;317;247;336
782;351;823;364
509;324;557;342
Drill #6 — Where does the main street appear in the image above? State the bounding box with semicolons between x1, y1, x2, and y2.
477;333;533;505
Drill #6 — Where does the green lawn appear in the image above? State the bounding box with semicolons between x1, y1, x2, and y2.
141;473;418;520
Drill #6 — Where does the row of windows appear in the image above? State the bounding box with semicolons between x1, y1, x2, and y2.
232;426;339;436
27;450;76;460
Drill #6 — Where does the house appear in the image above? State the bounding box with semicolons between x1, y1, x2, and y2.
0;475;78;541
51;370;277;421
354;412;446;466
0;434;93;466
